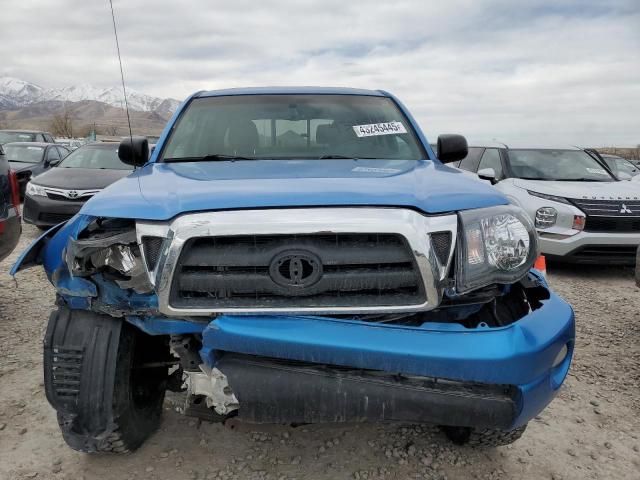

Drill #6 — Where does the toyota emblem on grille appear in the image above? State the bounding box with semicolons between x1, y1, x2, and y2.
620;203;633;214
66;190;79;199
269;250;323;289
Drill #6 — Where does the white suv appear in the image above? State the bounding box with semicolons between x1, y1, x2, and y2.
454;143;640;264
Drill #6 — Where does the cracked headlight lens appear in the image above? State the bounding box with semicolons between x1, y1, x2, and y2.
456;205;538;293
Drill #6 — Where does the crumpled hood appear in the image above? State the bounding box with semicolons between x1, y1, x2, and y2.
81;159;509;221
513;178;640;199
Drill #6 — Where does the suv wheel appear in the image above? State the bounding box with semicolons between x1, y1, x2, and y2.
45;306;169;453
441;424;527;447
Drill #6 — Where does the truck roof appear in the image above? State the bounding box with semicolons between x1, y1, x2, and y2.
197;86;386;98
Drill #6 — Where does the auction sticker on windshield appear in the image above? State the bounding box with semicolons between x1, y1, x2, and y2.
353;122;407;137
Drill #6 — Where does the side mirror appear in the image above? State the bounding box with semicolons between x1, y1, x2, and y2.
118;136;149;167
478;167;497;184
437;134;468;163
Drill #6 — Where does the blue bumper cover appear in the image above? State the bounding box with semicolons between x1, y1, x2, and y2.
192;290;574;428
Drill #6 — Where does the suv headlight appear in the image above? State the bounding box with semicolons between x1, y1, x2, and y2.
456;205;538;294
26;182;46;197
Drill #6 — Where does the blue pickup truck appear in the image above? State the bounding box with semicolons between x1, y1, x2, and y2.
13;87;575;453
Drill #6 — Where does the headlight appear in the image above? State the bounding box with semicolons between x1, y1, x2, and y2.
535;207;557;228
26;182;47;197
456;205;538;293
527;190;570;205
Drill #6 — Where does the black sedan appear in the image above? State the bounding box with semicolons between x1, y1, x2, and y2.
23;142;133;228
3;142;70;196
0;145;21;262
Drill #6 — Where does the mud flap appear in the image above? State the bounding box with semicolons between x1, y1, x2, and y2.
44;306;122;437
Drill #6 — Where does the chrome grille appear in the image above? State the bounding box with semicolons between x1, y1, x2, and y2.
570;198;640;232
170;233;425;309
570;198;640;217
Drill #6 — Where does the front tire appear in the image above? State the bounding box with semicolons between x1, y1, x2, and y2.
441;424;527;447
45;307;169;453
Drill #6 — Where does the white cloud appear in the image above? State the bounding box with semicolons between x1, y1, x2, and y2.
1;0;638;145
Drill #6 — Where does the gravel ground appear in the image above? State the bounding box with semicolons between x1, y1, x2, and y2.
1;223;639;480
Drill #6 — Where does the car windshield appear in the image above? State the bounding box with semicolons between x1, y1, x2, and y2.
160;94;424;161
0;131;37;143
603;157;639;177
506;149;615;182
3;145;44;163
58;144;133;170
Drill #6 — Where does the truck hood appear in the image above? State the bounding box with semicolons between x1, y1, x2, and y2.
513;178;640;200
81;159;509;221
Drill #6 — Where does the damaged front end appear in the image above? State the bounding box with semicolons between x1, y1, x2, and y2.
14;208;575;438
12;215;157;315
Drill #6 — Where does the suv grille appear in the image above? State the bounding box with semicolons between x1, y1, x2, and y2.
570;198;640;232
170;233;425;309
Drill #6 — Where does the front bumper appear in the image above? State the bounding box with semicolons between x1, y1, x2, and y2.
539;231;639;264
131;278;575;429
23;194;85;227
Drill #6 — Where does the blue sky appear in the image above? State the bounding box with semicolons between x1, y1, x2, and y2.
1;0;639;145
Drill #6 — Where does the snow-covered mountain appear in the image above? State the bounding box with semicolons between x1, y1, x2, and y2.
0;76;180;115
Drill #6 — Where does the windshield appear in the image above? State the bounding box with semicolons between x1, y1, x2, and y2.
506;149;615;182
58;144;133;170
603;157;639;177
160;94;424;161
0;131;37;144
3;145;44;163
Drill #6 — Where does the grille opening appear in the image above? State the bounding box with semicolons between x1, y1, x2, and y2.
142;236;165;271
170;233;425;309
430;231;452;265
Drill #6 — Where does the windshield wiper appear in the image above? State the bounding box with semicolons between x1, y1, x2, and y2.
554;178;609;182
518;176;549;180
318;155;381;160
164;154;257;162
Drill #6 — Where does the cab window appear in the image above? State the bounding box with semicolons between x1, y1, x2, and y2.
46;147;61;162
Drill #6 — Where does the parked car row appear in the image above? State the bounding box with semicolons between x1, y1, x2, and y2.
0;134;143;260
452;143;640;265
4;142;70;196
23;142;132;228
0;129;55;145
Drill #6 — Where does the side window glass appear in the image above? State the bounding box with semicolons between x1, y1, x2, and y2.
458;147;484;171
478;148;504;179
46;147;61;162
57;146;69;158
